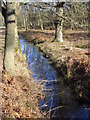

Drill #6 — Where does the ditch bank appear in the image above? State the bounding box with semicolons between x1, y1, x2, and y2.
20;30;90;103
1;51;45;118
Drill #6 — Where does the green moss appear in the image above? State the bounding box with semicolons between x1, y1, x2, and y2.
18;38;22;55
14;47;18;52
14;38;22;55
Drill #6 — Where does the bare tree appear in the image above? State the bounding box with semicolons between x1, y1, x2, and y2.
38;8;43;30
4;2;16;75
54;2;64;42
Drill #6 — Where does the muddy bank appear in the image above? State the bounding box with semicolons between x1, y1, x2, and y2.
20;30;90;103
0;51;45;118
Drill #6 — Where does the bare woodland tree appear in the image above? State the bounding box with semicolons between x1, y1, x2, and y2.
54;2;65;42
4;2;16;75
0;1;19;75
38;8;43;30
18;1;89;43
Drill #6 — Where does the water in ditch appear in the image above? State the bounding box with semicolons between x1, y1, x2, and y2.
20;36;89;119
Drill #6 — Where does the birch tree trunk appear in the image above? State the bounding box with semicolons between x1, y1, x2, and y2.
55;2;64;42
4;2;15;75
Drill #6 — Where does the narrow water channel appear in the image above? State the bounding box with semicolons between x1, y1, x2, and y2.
20;36;89;119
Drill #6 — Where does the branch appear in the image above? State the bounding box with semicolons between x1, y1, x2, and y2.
24;3;84;27
29;3;68;21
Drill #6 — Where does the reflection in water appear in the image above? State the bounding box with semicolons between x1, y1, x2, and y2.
20;36;89;119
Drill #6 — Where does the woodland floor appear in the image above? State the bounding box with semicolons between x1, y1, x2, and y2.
20;29;90;103
20;29;90;62
0;28;45;118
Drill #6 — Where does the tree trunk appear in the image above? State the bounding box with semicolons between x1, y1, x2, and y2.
4;2;15;75
71;19;74;30
0;1;6;26
23;18;25;28
40;20;43;30
25;17;28;31
24;17;28;31
15;19;18;49
70;4;74;30
54;2;64;42
15;2;19;50
38;9;43;30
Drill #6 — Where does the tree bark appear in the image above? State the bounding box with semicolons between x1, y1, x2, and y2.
0;1;6;26
4;2;15;75
38;9;43;30
15;2;19;49
15;19;18;49
54;2;64;42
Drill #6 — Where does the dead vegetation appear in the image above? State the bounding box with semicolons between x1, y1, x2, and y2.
19;29;89;49
0;52;45;118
